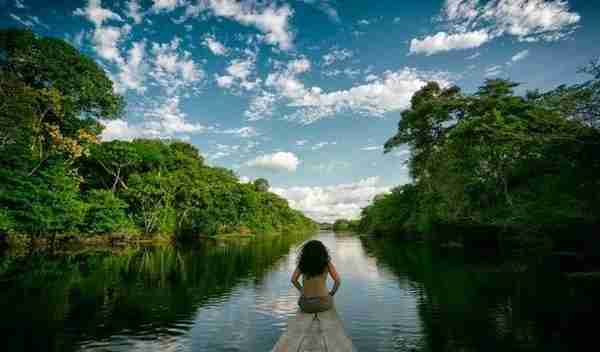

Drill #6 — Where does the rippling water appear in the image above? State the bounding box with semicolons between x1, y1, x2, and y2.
1;231;597;351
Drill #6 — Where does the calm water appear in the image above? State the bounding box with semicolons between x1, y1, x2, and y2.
0;231;597;351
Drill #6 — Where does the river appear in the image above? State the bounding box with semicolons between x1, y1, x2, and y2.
0;231;596;351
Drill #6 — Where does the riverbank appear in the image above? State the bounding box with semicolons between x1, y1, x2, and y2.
1;222;319;252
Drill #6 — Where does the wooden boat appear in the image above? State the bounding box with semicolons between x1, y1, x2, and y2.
271;308;355;352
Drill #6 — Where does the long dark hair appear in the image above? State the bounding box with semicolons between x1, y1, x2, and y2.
297;240;330;278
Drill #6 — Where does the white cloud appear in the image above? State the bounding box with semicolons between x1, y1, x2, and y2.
116;41;147;93
151;0;183;12
75;1;131;64
203;34;228;55
410;30;491;56
148;96;207;135
264;61;449;123
466;52;481;60
483;0;580;40
65;30;87;48
322;48;353;66
221;126;260;138
14;0;27;9
296;139;309;146
413;0;581;55
246;152;300;172
92;24;131;64
245;92;278;121
182;0;294;50
485;64;503;77
444;0;480;25
100;96;209;141
74;0;122;27
9;14;34;27
126;0;144;24
271;177;391;223
361;145;383;151
311;141;337;151
216;75;235;88
216;56;261;92
150;37;204;94
9;13;48;29
100;119;145;141
208;143;241;160
511;49;530;62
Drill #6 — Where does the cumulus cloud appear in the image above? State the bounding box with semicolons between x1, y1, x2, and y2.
246;152;300;172
75;1;130;64
410;30;491;55
511;49;530;62
216;56;261;91
100;119;145;141
271;177;391;223
483;0;580;40
100;96;209;141
245;92;278;121
208;143;241;160
203;34;229;55
91;24;131;64
322;48;353;66
151;0;183;12
261;59;449;123
150;37;204;94
411;0;581;55
74;0;123;27
126;0;144;24
178;0;294;50
115;41;147;93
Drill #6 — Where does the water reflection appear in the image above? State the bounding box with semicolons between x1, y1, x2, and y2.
1;232;597;351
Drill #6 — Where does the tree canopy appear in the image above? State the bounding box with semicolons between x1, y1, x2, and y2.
0;30;316;243
362;70;600;238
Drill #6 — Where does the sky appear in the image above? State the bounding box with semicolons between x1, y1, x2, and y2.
2;0;599;222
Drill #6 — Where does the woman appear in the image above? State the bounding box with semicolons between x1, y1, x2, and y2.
291;240;341;314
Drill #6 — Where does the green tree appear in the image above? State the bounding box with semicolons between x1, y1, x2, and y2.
253;178;270;192
84;190;132;235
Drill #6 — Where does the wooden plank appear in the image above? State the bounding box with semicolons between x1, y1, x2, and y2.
271;308;355;352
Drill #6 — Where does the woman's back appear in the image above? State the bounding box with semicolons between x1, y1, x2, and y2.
301;271;329;297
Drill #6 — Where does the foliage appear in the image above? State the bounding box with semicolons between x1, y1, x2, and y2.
332;219;359;232
253;178;270;192
0;30;316;245
83;190;132;235
362;70;600;241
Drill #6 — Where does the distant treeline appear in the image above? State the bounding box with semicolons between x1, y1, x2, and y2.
358;65;600;247
332;219;359;232
0;29;316;246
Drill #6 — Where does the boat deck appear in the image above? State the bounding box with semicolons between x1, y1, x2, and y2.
271;308;355;352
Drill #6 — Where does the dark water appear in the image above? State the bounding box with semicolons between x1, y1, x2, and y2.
0;231;597;351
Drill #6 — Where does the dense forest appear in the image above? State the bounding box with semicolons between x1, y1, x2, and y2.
0;29;316;247
358;63;600;250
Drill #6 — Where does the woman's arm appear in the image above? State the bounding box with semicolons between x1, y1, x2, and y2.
291;267;303;293
327;261;341;296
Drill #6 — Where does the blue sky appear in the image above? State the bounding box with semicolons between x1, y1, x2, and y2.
2;0;599;221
